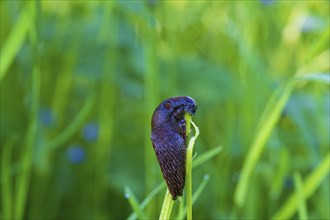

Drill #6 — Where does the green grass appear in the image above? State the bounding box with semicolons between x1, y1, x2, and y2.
0;1;329;219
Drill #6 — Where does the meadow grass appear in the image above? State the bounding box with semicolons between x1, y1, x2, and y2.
0;1;329;219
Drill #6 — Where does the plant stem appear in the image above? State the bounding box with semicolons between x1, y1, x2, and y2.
185;114;200;220
159;189;174;220
158;113;199;220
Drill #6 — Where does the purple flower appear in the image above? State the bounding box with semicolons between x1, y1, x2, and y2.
67;145;86;164
284;177;293;190
260;0;276;6
39;108;56;126
148;0;158;6
301;16;324;33
82;122;99;142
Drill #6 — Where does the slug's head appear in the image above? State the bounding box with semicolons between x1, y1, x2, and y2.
151;96;197;129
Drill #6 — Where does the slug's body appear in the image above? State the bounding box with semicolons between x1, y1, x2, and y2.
151;96;197;200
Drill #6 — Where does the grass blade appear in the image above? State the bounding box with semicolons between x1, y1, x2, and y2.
127;145;221;219
272;153;330;220
127;183;166;220
192;175;210;204
15;66;40;220
185;118;200;220
159;189;174;220
234;81;295;207
177;174;210;220
295;73;330;84
0;135;18;220
294;172;308;220
45;92;94;151
125;187;147;219
192;146;223;169
0;2;34;81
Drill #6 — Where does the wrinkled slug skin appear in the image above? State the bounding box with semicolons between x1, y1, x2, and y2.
151;96;197;200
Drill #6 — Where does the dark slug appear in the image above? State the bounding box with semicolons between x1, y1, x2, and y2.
151;96;197;200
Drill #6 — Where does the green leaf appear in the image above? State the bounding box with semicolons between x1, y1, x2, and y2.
295;73;330;84
0;2;35;81
272;153;330;220
192;145;223;169
294;172;308;220
234;81;295;207
177;174;210;220
125;187;147;220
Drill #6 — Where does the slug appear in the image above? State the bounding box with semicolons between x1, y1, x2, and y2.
151;96;197;200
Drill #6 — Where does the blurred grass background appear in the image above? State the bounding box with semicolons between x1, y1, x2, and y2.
0;1;329;219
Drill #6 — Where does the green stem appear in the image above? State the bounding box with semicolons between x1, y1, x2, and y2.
294;172;308;220
158;113;199;220
186;149;193;218
185;114;200;220
271;153;330;220
159;189;174;220
125;187;147;219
